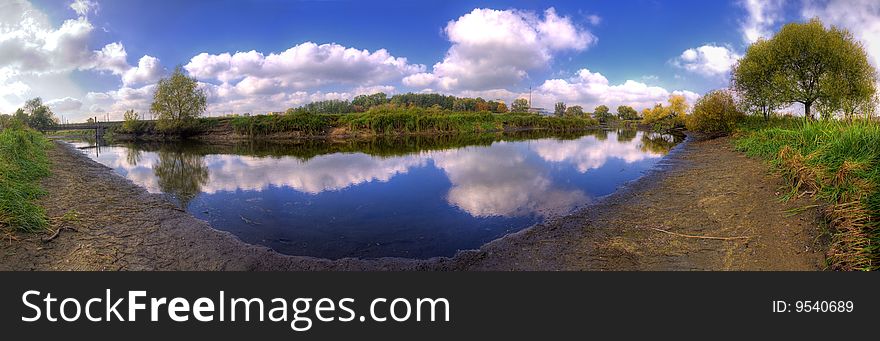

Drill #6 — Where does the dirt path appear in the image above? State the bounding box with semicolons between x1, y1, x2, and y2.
0;137;826;271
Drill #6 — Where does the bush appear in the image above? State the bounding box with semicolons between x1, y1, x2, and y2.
686;90;744;135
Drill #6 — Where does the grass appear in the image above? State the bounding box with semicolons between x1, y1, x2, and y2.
734;116;880;270
0;125;52;232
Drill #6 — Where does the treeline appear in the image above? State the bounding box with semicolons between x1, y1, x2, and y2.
0;98;58;131
287;92;511;115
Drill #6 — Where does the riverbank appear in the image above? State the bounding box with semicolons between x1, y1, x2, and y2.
0;135;825;270
110;112;599;142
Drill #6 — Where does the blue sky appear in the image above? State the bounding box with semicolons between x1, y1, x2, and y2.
2;0;878;121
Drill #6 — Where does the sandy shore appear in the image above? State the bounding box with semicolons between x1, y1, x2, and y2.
0;136;826;270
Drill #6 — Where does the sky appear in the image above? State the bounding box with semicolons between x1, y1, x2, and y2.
1;0;879;122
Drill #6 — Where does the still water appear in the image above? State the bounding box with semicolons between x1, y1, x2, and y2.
71;130;681;259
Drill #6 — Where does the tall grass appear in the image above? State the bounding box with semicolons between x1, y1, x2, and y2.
0;124;51;232
338;110;597;134
229;113;334;136
735;117;880;270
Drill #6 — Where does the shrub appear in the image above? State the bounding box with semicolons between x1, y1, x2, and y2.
687;90;744;135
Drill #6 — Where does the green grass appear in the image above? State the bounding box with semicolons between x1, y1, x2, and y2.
734;116;880;270
0;126;52;232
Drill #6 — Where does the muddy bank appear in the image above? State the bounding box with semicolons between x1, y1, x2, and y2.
0;136;825;270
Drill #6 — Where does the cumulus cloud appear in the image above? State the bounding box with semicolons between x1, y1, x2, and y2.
122;55;165;86
185;42;423;89
672;44;741;77
0;0;161;118
409;7;595;92
740;0;786;43
46;96;83;111
802;0;880;69
69;0;99;17
529;68;699;111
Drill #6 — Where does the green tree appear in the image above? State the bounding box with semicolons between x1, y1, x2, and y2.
15;98;57;130
511;98;530;113
151;66;207;133
122;109;142;132
564;105;584;117
732;39;783;120
616;105;639;120
554;102;566;116
0;114;10;129
593;105;613;122
738;18;878;120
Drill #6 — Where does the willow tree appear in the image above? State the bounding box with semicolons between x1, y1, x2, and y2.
151;66;207;133
735;18;877;120
731;39;782;120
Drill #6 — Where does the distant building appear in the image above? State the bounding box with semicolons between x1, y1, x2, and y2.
528;107;549;115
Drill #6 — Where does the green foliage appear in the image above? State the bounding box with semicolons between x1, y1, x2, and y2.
337;107;597;134
511;98;530;113
564;105;584;117
289;99;355;115
13;98;57;130
733;18;878;120
352;92;389;110
686;90;744;135
0;126;51;232
616;105;639;120
0;114;12;129
119;109;148;133
593;105;614;123
151;66;207;134
230;113;333;136
554;102;566;117
735;119;880;270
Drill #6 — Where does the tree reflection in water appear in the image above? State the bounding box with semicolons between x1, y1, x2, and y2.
153;148;209;208
639;132;681;155
616;128;638;142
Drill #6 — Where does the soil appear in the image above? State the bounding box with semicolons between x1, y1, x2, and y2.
0;136;826;271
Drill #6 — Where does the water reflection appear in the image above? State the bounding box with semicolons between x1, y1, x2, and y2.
70;129;681;259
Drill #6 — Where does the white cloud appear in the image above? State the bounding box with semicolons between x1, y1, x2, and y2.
740;0;786;43
46;96;83;111
530;68;699;111
69;0;99;17
122;55;164;86
185;42;423;89
802;0;880;70
672;44;741;77
412;7;595;91
0;0;161;119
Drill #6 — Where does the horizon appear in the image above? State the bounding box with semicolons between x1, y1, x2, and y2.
2;0;878;122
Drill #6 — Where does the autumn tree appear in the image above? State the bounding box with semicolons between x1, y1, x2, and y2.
511;98;530;113
686;90;744;135
151;66;207;133
496;102;509;113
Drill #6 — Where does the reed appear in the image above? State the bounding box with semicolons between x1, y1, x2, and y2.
735;117;880;270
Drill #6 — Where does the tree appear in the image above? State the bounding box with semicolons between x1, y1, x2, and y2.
731;39;783;120
686;90;744;135
616;105;639;120
593;105;613;122
496;102;509;113
564;105;584;117
0;114;10;129
122;109;142;132
511;98;530;113
554;102;566;116
735;18;878;120
642;95;690;129
151;66;207;133
667;95;689;123
17;98;57;130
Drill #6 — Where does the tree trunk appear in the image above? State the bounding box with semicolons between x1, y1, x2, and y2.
804;102;813;121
